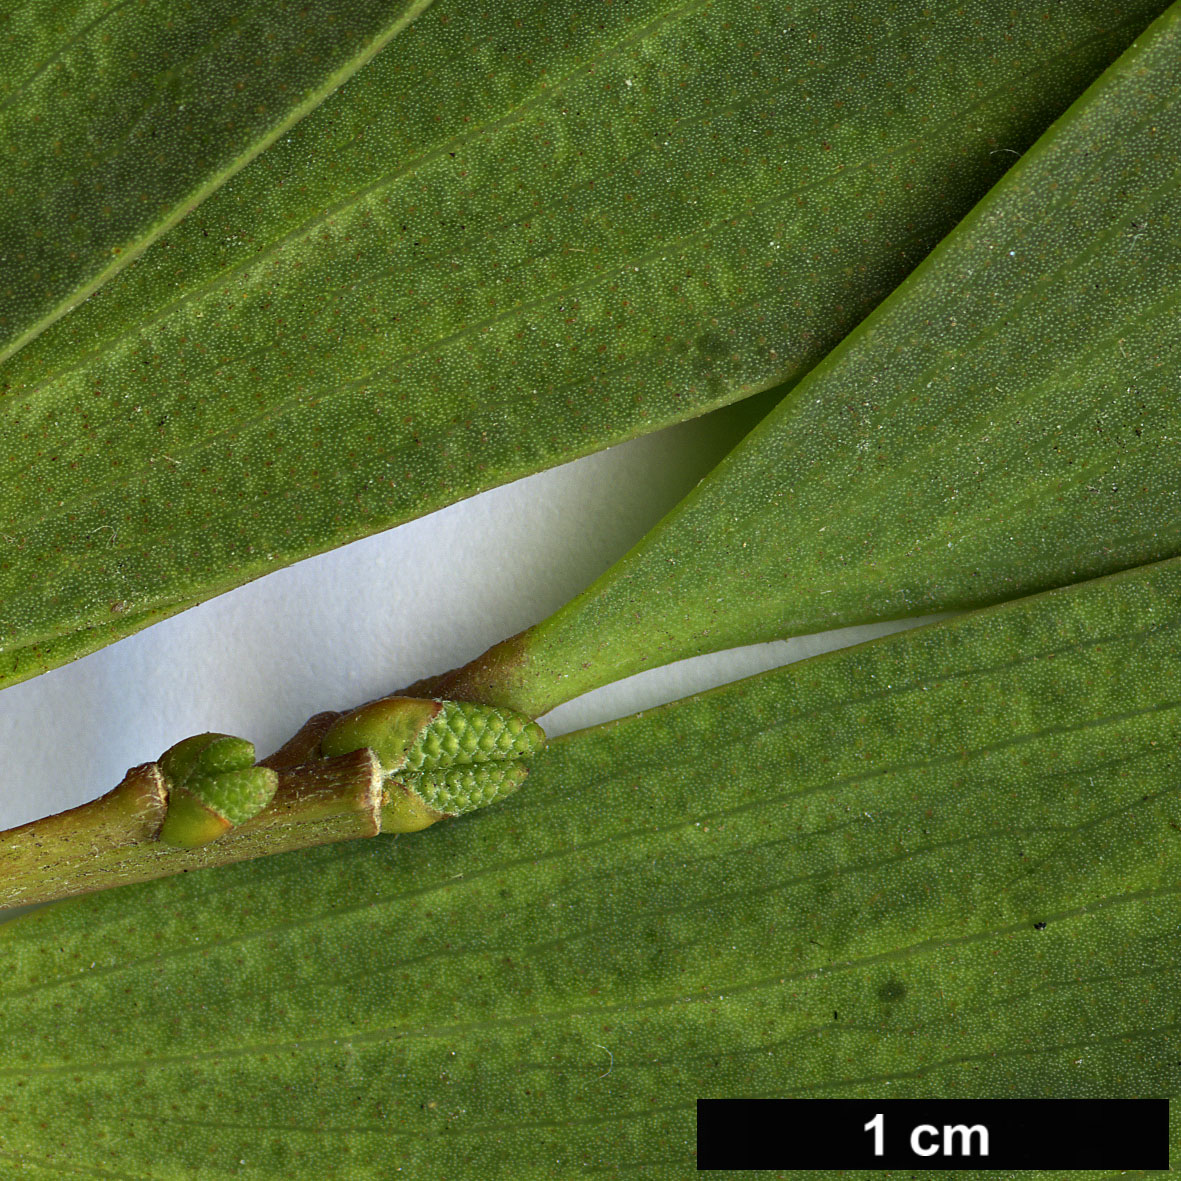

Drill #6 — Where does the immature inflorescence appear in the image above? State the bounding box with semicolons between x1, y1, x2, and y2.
321;697;546;831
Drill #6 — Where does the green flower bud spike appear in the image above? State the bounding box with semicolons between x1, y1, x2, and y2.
157;733;280;849
320;697;546;832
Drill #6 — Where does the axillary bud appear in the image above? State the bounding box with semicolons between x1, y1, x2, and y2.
157;733;279;848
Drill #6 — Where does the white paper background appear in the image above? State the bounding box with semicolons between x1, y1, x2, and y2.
0;408;938;832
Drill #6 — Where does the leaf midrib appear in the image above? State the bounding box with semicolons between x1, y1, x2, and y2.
0;0;438;368
0;0;141;115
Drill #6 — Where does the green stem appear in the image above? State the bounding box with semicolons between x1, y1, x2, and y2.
0;749;380;910
0;698;544;908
